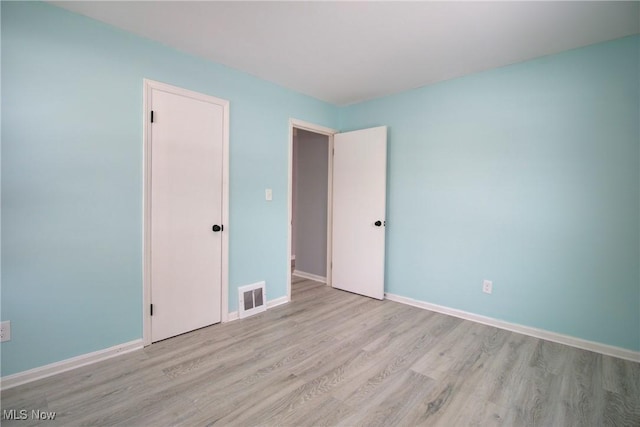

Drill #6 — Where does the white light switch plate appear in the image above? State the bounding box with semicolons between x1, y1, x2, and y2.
265;189;273;201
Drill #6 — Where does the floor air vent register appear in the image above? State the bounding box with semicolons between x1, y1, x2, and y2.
238;281;267;319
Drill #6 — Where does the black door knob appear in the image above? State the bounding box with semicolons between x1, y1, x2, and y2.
212;224;223;232
374;221;382;227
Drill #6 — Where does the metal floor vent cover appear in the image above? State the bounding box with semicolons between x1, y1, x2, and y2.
238;281;267;319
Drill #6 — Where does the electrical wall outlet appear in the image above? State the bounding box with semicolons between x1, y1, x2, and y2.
1;321;11;342
482;280;493;294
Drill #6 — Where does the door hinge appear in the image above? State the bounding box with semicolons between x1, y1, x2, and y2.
150;110;154;123
150;304;154;316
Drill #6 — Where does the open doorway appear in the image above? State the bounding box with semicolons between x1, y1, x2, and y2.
287;119;336;301
287;120;388;303
292;128;329;280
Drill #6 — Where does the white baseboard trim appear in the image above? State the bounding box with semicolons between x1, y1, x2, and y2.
385;293;640;363
292;270;327;283
1;339;144;391
225;296;289;323
267;295;289;309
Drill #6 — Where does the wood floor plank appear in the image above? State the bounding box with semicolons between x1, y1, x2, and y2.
332;311;456;405
480;332;539;407
339;370;436;427
193;372;305;426
603;354;640;396
553;348;605;426
182;333;338;414
432;390;506;427
2;279;638;426
397;324;510;426
529;339;568;375
603;389;640;426
287;302;414;380
501;367;564;426
284;396;355;427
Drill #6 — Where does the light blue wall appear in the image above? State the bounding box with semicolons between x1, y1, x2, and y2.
1;1;337;376
340;35;640;351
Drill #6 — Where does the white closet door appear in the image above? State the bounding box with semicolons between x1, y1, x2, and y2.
150;86;224;342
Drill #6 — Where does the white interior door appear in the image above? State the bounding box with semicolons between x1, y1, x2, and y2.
150;86;224;342
332;126;387;300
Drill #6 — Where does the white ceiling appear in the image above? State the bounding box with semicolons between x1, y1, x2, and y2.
51;1;639;106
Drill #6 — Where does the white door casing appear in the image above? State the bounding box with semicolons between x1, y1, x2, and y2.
287;119;337;301
331;126;387;300
143;79;229;344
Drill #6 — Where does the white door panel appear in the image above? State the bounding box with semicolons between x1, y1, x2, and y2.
150;88;223;342
332;126;387;300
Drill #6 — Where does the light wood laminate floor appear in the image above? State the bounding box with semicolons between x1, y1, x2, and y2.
2;278;639;426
